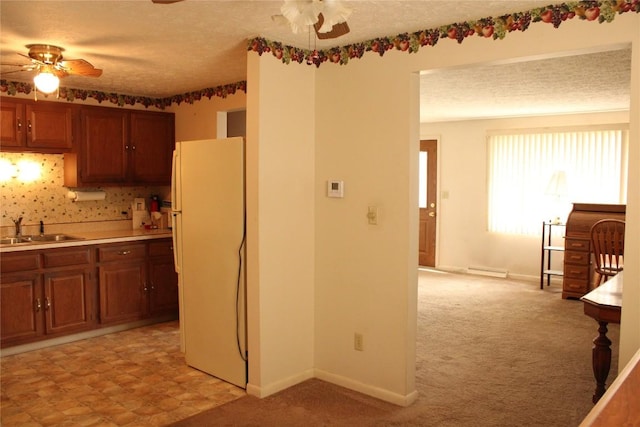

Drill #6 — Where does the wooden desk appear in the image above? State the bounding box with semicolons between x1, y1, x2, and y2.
581;273;623;403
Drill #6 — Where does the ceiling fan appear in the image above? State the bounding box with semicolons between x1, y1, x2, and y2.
151;0;350;40
2;44;102;94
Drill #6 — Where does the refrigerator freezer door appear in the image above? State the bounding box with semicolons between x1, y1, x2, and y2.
179;138;247;389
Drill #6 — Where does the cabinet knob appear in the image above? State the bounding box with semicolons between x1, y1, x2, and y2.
45;298;51;310
17;119;22;130
118;250;132;256
27;120;32;132
132;145;136;150
35;298;42;312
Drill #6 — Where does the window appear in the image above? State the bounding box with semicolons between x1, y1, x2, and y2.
487;125;628;235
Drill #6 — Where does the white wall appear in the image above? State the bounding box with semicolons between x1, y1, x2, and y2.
619;21;640;368
310;11;639;402
168;92;246;141
422;111;630;280
314;53;419;405
245;52;316;397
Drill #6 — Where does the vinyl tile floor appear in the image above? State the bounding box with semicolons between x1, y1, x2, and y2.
0;321;246;426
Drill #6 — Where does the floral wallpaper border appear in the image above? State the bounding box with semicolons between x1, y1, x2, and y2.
0;79;247;110
1;0;637;109
249;0;639;67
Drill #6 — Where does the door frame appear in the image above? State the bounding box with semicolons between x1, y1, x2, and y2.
418;137;440;268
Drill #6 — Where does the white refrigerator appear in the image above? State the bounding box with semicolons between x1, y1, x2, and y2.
171;137;247;389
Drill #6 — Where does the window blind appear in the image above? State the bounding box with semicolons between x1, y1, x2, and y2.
487;126;628;235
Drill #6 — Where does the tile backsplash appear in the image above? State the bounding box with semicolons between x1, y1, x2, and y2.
0;152;169;231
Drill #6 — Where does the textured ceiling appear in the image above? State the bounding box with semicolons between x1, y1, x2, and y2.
0;1;632;122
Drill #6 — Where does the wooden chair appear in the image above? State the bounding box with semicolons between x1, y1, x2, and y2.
590;219;625;287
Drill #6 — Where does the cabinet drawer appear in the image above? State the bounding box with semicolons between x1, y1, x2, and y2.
564;264;590;280
148;239;173;257
565;238;590;252
1;252;40;273
98;243;146;262
564;250;590;265
43;248;92;268
563;278;590;293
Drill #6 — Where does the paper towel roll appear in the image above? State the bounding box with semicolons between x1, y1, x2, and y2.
67;190;106;202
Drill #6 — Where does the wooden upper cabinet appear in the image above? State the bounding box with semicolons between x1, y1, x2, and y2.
1;99;25;148
65;106;174;187
66;107;129;186
0;98;74;152
130;111;175;185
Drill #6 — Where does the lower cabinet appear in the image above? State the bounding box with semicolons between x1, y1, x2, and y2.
0;237;178;348
43;268;94;336
148;240;179;317
1;247;95;348
98;239;178;325
1;272;44;346
98;242;147;325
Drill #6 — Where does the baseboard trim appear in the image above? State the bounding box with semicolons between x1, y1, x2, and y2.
246;368;314;398
314;369;419;407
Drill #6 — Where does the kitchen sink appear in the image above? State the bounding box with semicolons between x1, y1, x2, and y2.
0;234;85;246
29;234;84;242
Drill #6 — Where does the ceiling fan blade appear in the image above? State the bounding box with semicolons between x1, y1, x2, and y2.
58;59;103;77
314;13;350;40
1;62;34;68
0;68;32;75
17;52;43;65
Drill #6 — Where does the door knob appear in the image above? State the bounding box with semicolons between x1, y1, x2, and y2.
428;212;435;217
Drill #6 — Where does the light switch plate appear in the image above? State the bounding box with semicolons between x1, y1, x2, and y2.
327;180;344;198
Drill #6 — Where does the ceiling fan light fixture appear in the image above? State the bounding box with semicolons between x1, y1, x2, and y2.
33;67;60;94
280;0;322;33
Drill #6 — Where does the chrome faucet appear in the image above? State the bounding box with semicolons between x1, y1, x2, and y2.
13;217;23;237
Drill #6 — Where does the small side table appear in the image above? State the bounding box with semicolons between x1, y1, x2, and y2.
540;221;565;289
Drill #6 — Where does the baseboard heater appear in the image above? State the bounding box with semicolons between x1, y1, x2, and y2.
466;266;508;278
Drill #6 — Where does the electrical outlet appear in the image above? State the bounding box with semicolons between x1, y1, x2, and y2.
354;333;364;351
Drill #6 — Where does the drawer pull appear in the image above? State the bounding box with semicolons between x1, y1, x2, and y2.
569;255;582;260
117;250;132;256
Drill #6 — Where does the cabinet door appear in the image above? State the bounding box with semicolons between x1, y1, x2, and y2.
99;262;146;324
78;107;128;184
129;111;174;185
0;99;25;149
43;268;95;336
148;256;179;316
25;102;74;151
0;273;44;347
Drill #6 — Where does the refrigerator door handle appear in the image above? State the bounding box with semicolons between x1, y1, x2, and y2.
171;149;181;213
172;212;181;274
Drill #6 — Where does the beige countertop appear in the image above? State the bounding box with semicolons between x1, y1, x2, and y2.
0;228;172;253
